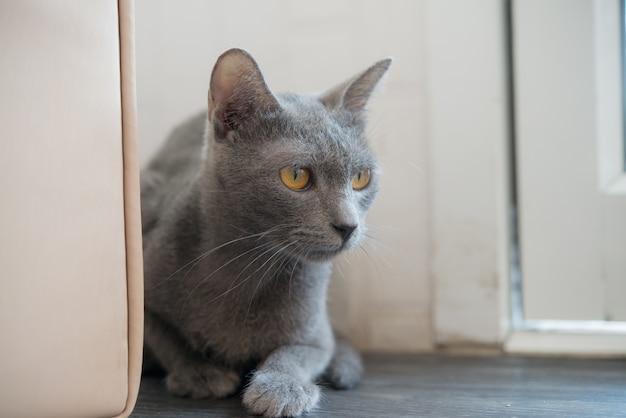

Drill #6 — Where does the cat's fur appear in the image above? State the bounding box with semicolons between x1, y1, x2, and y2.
141;48;391;417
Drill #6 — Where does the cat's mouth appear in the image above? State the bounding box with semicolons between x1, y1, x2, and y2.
284;227;361;261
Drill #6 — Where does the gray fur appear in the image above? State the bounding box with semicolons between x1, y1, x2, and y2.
141;48;391;417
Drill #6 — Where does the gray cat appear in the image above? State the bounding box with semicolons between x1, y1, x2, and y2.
141;48;391;417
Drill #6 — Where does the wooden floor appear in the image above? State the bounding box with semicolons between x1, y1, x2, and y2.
131;354;626;417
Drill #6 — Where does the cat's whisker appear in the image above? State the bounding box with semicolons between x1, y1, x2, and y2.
364;108;394;141
406;160;425;175
215;246;273;308
361;239;394;271
335;261;346;280
215;241;292;309
178;242;266;283
242;241;298;331
179;240;280;317
364;233;400;259
151;224;298;289
288;257;300;301
208;239;295;310
149;230;277;289
251;241;297;293
228;239;293;283
365;107;414;142
216;257;269;309
363;229;412;274
367;223;401;232
357;244;385;281
228;223;297;239
363;231;397;265
362;226;401;250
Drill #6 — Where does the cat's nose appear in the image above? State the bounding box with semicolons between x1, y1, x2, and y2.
332;223;357;242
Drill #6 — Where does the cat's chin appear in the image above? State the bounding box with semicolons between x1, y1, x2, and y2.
303;250;342;263
298;242;357;263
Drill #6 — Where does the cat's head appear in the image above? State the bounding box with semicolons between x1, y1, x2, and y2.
202;48;391;262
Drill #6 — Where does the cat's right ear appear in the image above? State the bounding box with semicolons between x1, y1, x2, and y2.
208;48;280;140
319;58;393;113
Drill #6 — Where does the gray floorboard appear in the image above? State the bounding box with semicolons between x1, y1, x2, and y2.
131;354;626;417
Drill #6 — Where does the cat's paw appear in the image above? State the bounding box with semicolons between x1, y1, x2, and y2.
323;339;363;390
242;371;320;417
166;362;240;399
324;359;362;390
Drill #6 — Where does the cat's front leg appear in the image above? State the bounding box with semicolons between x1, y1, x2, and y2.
144;309;241;399
242;344;333;417
165;356;241;399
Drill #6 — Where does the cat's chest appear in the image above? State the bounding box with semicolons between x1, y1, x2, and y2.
185;300;322;366
184;266;330;364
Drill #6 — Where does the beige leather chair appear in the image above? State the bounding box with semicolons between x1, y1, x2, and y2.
0;1;143;417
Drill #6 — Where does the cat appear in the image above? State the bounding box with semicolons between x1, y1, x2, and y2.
141;48;391;417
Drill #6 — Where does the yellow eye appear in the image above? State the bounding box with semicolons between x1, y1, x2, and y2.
352;169;371;190
279;166;312;191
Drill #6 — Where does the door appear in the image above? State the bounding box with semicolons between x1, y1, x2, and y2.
504;0;626;356
513;0;626;323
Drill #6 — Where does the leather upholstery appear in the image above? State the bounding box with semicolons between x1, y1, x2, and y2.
0;1;143;417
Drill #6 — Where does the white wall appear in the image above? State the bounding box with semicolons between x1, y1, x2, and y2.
135;0;432;351
427;0;511;347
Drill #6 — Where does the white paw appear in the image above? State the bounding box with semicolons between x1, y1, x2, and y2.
166;362;240;399
242;371;320;417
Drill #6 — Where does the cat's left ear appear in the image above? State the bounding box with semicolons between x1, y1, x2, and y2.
319;58;393;113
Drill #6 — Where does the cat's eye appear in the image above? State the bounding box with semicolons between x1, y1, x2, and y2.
279;166;312;191
352;169;371;191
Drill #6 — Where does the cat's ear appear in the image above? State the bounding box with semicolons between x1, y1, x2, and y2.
319;58;393;113
208;48;280;139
